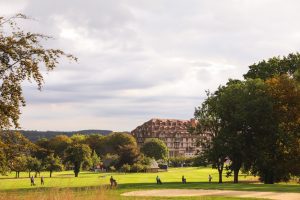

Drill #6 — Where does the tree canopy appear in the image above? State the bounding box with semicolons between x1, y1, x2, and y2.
140;138;169;161
0;14;76;130
194;53;300;184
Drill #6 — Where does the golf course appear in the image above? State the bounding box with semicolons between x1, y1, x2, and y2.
0;167;299;200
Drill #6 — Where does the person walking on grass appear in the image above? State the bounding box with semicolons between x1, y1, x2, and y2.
156;175;162;184
182;175;186;184
208;174;212;183
110;176;114;188
41;176;44;185
30;176;35;186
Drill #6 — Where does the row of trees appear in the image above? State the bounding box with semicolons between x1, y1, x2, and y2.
0;131;170;177
194;53;300;184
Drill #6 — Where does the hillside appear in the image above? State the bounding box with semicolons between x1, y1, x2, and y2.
17;130;113;142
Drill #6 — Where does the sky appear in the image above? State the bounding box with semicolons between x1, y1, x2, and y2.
1;0;300;132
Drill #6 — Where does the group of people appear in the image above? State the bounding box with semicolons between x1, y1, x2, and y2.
155;174;213;185
30;176;44;186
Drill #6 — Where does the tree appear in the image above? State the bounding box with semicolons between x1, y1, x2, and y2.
250;75;300;183
193;90;227;183
102;154;119;169
214;79;273;183
11;155;27;178
100;133;138;168
0;14;76;130
64;144;91;177
26;157;42;178
84;134;104;154
0;140;9;175
70;134;86;144
120;164;131;173
244;53;300;183
91;150;101;170
45;153;63;177
48;135;72;158
244;53;300;80
0;131;37;175
140;138;169;160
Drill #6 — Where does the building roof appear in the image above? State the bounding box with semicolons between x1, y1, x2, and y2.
131;118;196;136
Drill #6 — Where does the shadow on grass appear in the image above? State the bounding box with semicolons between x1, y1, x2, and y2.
116;182;300;193
1;181;299;194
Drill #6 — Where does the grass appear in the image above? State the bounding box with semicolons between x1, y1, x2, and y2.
0;167;298;199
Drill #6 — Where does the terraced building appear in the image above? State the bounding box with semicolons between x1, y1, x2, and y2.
131;118;200;157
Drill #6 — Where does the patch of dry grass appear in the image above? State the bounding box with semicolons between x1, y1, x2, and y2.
0;187;114;200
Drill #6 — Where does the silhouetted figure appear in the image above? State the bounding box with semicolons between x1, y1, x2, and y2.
113;179;117;187
182;175;186;184
110;176;117;188
30;176;35;186
110;176;114;188
156;175;162;184
41;176;44;185
208;174;212;183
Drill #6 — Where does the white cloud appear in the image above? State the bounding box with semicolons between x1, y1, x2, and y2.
1;0;299;131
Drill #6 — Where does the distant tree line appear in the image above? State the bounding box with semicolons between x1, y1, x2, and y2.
193;53;300;184
17;130;113;142
0;131;172;177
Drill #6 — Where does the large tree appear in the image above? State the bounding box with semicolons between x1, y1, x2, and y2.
0;14;76;130
140;138;168;160
0;131;37;175
45;153;63;178
64;143;91;177
100;133;139;168
193;90;227;183
214;79;273;183
48;135;72;158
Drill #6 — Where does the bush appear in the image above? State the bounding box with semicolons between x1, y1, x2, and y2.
109;166;116;172
168;156;194;167
102;154;119;169
120;164;131;173
131;163;145;172
193;154;208;167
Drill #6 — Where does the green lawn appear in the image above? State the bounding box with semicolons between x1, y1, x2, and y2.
0;167;298;200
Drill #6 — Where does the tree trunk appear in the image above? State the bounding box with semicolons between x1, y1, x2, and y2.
74;162;80;177
217;162;224;184
264;171;274;184
17;171;20;178
233;169;239;183
50;171;52;178
218;169;223;183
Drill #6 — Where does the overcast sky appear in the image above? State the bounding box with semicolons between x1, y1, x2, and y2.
1;0;300;131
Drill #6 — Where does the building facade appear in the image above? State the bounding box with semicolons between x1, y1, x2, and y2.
131;118;200;157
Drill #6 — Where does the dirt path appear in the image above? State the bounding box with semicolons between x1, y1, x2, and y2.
121;189;300;200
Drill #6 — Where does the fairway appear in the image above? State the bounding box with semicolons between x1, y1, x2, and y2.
0;167;299;200
0;167;255;191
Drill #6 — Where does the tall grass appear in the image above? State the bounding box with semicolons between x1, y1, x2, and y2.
0;187;114;200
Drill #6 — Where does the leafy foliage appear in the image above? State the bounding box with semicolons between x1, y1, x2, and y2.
64;144;92;177
0;14;76;130
45;153;63;177
140;138;169;160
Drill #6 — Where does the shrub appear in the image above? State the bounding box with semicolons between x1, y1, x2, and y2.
120;164;131;173
131;163;145;172
109;166;116;172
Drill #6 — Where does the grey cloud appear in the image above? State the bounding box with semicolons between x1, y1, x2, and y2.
3;0;300;131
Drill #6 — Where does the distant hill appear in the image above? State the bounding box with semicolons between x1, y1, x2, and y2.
17;130;113;142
